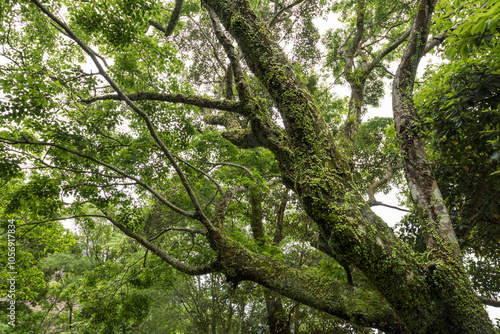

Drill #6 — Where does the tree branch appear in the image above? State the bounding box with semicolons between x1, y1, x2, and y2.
165;0;184;37
81;92;249;115
269;0;306;28
0;215;106;235
367;29;411;74
367;159;395;205
465;189;500;225
1;137;196;219
215;236;406;333
392;0;460;260
148;0;184;37
423;21;464;54
172;153;223;195
480;296;500;308
31;0;215;232
208;8;252;102
273;193;288;245
369;202;409;213
148;227;207;242
102;210;216;275
22;153;126;180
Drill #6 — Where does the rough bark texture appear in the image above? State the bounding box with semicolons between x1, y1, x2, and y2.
343;83;365;148
391;0;494;332
265;292;291;334
199;0;495;333
392;0;460;260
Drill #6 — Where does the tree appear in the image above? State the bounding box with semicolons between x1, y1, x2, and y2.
1;0;499;333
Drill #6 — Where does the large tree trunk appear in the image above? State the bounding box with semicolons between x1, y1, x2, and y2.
201;0;494;333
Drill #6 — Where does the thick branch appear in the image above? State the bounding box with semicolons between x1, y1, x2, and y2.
273;195;288;245
423;21;464;54
165;0;184;37
82;92;248;115
367;159;395;205
148;0;184;37
216;237;406;333
350;0;366;61
208;8;252;102
149;19;167;34
249;190;265;246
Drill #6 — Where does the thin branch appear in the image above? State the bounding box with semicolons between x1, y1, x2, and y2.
148;227;207;242
269;0;306;28
363;3;401;32
366;29;411;74
30;0;214;231
369;202;409;213
423;21;465;54
460;189;500;243
213;161;254;177
63;182;137;190
207;9;252;102
28;157;125;179
186;14;225;69
172;153;222;194
465;189;500;225
101;210;216;275
0;215;106;235
2;137;195;218
376;64;395;77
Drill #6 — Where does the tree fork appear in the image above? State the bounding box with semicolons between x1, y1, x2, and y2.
202;1;496;332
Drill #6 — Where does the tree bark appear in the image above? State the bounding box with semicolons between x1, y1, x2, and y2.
202;0;495;332
265;293;291;334
249;189;291;334
391;0;494;332
392;0;460;260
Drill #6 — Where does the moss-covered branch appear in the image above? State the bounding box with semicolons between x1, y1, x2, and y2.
82;92;249;115
392;0;460;259
215;236;407;333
